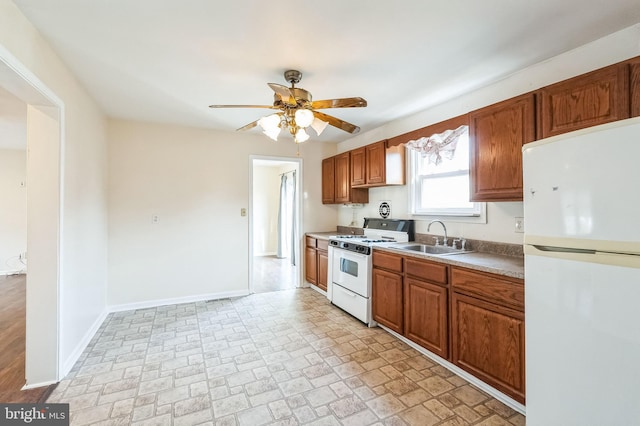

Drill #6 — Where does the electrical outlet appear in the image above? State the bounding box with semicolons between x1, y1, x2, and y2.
152;215;159;224
515;217;524;233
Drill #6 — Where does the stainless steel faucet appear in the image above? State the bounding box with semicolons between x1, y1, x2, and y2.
427;220;448;246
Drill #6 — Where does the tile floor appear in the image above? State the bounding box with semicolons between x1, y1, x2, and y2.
252;255;297;293
48;289;526;425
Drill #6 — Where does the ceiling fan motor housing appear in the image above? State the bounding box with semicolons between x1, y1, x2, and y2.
284;69;302;85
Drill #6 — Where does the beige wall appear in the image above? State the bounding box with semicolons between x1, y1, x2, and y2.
107;119;337;307
0;1;109;381
0;149;27;274
252;165;280;256
337;24;640;244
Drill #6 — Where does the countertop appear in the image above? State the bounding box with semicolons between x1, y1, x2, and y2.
374;245;524;280
306;232;347;240
305;232;524;280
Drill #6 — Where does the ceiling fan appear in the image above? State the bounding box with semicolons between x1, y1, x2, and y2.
208;70;367;143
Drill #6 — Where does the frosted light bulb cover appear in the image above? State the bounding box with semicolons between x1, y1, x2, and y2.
310;117;329;136
294;109;314;128
295;128;310;143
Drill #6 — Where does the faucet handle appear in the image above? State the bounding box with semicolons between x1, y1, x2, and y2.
452;238;461;249
432;237;440;246
460;238;467;250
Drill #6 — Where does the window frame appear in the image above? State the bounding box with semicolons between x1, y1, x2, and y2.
406;129;486;222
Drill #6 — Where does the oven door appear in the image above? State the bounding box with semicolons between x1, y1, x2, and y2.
332;248;370;297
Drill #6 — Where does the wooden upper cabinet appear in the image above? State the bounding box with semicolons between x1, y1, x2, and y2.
469;93;535;202
321;157;335;204
322;153;368;205
538;64;629;138
334;152;351;203
351;140;405;188
366;141;386;185
629;58;640;117
350;147;366;186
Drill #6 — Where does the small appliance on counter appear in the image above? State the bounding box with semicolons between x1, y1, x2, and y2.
327;218;414;326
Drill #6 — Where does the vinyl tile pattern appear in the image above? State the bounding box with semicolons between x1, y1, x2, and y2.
47;289;525;425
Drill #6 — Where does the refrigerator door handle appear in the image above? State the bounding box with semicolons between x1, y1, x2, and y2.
532;245;596;254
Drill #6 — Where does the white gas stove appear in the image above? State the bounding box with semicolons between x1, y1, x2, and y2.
327;218;414;326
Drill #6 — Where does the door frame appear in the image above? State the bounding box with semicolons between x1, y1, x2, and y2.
0;44;64;386
248;155;304;293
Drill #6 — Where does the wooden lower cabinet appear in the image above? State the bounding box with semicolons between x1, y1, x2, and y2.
304;246;317;286
404;277;448;359
372;268;403;334
316;249;328;291
305;235;328;291
451;292;525;404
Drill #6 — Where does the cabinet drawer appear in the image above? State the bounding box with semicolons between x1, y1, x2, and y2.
451;268;524;310
317;239;329;251
305;236;317;248
405;258;448;285
372;251;403;273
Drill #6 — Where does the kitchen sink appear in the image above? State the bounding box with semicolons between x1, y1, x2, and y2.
393;243;473;256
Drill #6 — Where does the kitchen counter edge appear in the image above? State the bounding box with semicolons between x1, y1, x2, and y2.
374;245;524;280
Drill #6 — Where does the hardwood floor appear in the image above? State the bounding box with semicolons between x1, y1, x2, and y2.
0;274;55;403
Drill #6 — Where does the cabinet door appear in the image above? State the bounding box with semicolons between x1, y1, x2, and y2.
452;292;525;404
404;278;448;359
372;268;403;334
334;152;351;203
305;247;317;285
538;64;629;138
321;157;335;204
469;93;535;201
630;59;640;117
366;141;386;185
350;147;366;186
317;250;328;291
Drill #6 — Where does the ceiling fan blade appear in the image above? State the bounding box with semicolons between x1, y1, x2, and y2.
311;97;367;109
236;119;259;131
312;111;361;134
267;83;297;106
209;104;276;109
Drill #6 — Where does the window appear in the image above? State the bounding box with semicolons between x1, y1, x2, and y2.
408;126;484;218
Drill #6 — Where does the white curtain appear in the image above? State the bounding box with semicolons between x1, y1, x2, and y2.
290;171;297;266
276;174;287;258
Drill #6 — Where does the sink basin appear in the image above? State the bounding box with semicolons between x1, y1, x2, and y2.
395;243;473;256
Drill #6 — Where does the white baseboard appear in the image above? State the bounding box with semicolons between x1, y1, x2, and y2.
61;308;109;378
379;325;526;415
108;289;250;313
22;379;58;391
254;251;277;257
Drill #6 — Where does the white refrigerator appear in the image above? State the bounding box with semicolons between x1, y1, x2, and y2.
523;117;640;425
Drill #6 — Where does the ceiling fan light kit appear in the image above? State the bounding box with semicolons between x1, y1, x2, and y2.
209;70;367;144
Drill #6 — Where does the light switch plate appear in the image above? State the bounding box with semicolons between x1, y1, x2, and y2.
241;208;247;217
515;217;524;233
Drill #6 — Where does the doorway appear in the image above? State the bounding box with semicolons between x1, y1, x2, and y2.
0;46;63;392
249;156;302;293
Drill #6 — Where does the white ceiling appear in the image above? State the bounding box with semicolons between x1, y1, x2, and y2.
11;0;640;143
0;85;27;150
